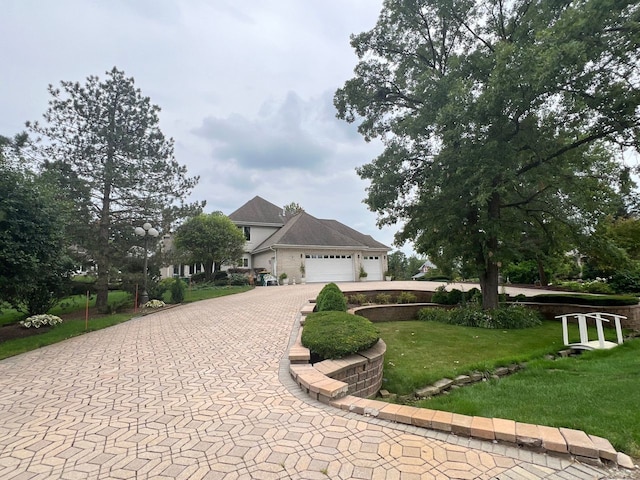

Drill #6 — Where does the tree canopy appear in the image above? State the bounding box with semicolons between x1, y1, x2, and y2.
335;0;640;308
173;213;245;280
28;67;202;311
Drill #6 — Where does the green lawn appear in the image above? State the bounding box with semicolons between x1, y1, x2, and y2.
0;285;253;360
378;320;640;457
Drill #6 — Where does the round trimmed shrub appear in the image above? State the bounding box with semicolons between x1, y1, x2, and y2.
315;283;347;311
302;311;380;359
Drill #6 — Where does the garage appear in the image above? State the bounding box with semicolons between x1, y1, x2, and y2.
362;255;383;281
305;254;354;283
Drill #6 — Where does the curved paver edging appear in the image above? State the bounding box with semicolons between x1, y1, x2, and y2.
289;300;637;471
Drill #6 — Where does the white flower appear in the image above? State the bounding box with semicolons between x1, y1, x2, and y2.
20;314;63;329
144;300;165;309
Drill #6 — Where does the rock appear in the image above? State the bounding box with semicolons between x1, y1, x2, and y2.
494;367;510;377
470;372;484;382
617;452;637;470
416;386;440;398
379;389;391;398
433;378;455;390
454;375;472;385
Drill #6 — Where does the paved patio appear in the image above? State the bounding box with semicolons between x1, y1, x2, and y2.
0;282;635;479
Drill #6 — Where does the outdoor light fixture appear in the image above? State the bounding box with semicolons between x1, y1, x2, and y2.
135;222;159;305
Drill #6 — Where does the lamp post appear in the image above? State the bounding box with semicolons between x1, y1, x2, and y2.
134;222;159;305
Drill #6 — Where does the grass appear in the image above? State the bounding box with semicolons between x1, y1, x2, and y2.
378;320;640;457
419;341;640;457
378;320;580;395
0;285;253;360
0;313;135;360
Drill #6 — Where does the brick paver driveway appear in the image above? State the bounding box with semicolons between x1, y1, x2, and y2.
0;283;628;479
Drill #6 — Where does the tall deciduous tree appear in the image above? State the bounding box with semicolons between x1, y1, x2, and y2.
335;0;640;308
0;147;75;315
28;68;202;312
173;213;245;280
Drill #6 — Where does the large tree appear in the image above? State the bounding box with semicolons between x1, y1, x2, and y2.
28;68;202;312
335;0;640;308
173;213;245;280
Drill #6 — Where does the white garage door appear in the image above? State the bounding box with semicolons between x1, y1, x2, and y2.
362;256;383;281
305;254;354;283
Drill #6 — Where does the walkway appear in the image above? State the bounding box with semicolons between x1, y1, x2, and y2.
0;282;635;479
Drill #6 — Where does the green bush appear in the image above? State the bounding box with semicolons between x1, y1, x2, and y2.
417;307;451;323
431;286;465;305
301;311;380;359
170;278;186;304
609;270;640;294
315;283;347;311
348;293;368;305
418;304;542;329
375;293;393;304
228;273;249;286
530;294;638;306
430;286;450;304
397;291;417;304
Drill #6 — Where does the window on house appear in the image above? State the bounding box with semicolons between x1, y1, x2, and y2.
243;226;251;241
242;258;249;268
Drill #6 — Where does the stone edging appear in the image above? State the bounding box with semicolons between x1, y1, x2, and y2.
288;301;637;471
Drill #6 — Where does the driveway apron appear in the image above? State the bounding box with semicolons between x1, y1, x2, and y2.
0;284;623;479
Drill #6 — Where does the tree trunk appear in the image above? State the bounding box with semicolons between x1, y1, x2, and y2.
204;260;214;281
479;191;501;310
537;257;548;286
479;260;500;309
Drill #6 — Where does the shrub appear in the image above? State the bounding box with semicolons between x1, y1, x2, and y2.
348;293;368;305
229;273;249;286
397;291;417;304
489;304;543;329
609;270;640;294
430;286;449;304
531;294;638;306
214;278;229;286
315;283;347;312
301;311;380;359
431;286;465;305
190;272;207;283
418;304;542;329
170;278;186;303
417;307;451;323
464;288;481;303
375;293;393;304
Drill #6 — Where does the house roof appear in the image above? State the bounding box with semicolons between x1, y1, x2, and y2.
253;211;390;253
228;196;285;226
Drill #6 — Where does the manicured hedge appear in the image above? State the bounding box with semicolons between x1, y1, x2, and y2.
302;311;380;359
529;294;639;306
315;283;347;312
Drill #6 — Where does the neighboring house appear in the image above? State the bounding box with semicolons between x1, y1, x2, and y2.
411;259;437;280
161;196;390;283
229;196;390;283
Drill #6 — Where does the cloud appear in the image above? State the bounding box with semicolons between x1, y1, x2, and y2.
192;90;362;171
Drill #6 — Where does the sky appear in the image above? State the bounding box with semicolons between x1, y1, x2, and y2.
1;0;420;254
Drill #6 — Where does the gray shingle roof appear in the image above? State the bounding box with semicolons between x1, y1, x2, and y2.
253;211;390;252
228;196;285;226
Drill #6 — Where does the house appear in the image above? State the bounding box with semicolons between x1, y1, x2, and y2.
229;196;390;283
160;196;390;283
411;259;437;280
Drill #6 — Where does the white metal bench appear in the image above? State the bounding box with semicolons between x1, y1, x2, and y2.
555;312;626;350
